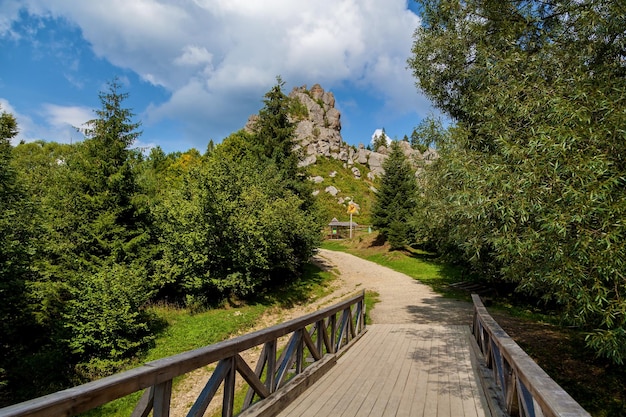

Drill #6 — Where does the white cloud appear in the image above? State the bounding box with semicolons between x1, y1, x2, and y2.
174;46;213;67
42;103;92;129
6;0;428;146
0;98;90;145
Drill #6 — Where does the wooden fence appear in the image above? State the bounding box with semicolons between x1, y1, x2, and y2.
0;292;366;417
471;294;591;417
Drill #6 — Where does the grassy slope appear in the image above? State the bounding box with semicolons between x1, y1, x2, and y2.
307;155;377;225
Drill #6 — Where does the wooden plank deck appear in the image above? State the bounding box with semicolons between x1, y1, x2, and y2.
277;324;492;417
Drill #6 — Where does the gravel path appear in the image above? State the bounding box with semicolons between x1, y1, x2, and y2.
169;249;474;416
314;249;474;325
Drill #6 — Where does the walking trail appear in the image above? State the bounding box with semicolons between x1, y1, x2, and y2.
313;249;473;325
169;249;474;416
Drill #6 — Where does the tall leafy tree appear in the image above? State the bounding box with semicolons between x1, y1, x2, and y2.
409;0;626;363
156;130;321;304
372;141;417;249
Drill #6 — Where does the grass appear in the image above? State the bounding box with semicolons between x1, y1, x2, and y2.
84;304;268;417
83;262;336;417
321;234;470;300
364;290;380;325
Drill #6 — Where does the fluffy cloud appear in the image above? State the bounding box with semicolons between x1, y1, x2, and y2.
3;0;427;147
42;103;92;130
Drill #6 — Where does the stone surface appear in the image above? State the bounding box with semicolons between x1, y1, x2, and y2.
325;185;339;196
244;83;437;178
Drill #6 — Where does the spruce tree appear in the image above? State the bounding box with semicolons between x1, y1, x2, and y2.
0;109;38;399
372;141;417;249
57;79;154;369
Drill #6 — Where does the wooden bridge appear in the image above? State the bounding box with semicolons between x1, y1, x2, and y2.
0;292;591;417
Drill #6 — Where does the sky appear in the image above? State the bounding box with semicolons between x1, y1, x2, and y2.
0;0;437;154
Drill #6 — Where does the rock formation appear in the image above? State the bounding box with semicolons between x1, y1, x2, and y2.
245;83;438;177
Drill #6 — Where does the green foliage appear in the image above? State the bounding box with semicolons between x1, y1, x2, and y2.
1;79;329;404
156;135;321;302
372;128;388;151
65;264;155;378
0;108;39;397
288;96;309;121
372;141;418;249
410;117;443;153
409;0;626;363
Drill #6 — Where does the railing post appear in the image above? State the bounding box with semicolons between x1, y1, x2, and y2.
222;357;235;417
316;320;324;356
266;339;277;393
153;380;172;417
330;314;337;354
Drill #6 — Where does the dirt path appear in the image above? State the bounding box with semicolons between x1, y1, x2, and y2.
169;249;473;416
315;249;474;325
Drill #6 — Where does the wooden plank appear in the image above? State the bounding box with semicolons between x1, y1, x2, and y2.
335;325;401;416
153;380;172;417
275;324;495;417
407;327;434;417
281;325;387;416
394;326;426;417
371;326;414;416
422;327;440;417
446;328;467;416
235;354;270;400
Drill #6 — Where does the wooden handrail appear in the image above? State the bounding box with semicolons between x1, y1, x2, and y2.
0;291;366;417
471;294;591;417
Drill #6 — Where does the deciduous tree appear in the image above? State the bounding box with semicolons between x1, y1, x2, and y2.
408;0;626;363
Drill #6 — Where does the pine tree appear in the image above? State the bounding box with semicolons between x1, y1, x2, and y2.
371;141;417;249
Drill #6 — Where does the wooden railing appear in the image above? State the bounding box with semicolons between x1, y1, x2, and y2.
471;294;591;417
0;291;366;417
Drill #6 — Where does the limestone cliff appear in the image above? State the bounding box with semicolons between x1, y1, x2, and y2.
245;83;437;179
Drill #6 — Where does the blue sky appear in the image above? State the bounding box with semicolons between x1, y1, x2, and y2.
1;1;436;154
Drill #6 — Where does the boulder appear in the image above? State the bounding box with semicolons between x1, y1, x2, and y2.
325;186;339;196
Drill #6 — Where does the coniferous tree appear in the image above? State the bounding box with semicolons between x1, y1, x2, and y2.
251;76;317;211
371;141;417;249
50;79;155;372
0;109;39;400
372;128;388;151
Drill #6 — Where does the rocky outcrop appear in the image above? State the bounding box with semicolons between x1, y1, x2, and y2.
245;83;437;177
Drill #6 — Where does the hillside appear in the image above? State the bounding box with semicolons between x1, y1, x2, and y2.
306;155;377;226
248;83;436;230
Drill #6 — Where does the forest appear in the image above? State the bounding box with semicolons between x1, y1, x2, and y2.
0;79;323;404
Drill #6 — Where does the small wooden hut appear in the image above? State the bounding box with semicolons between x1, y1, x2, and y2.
328;217;358;239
